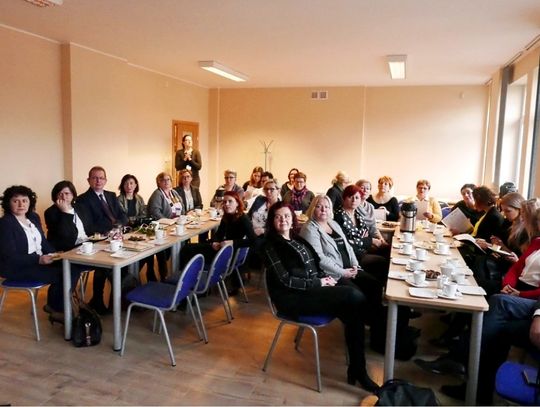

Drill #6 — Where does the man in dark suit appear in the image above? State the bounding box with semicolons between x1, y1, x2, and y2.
77;166;127;314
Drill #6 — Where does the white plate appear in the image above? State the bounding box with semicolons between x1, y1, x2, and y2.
149;238;168;245
406;264;426;272
398;249;413;256
391;258;409;265
76;249;99;256
388;271;409;280
405;277;429;288
409;287;438;299
434;249;451;256
413;241;434;250
457;285;487;296
392;243;403;249
437;289;462;300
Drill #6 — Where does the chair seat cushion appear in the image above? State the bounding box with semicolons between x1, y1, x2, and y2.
276;312;334;326
126;282;177;308
1;279;47;288
496;361;539;405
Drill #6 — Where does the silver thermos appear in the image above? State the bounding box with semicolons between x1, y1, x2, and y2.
400;201;417;233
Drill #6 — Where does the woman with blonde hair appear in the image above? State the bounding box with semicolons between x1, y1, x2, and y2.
326;170;350;211
367;175;400;221
409;179;442;223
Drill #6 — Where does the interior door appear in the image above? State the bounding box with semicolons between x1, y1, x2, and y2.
172;120;199;186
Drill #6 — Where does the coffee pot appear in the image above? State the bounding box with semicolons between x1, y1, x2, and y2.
400;201;417;233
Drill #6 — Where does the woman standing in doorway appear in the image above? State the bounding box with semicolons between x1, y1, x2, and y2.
175;134;202;187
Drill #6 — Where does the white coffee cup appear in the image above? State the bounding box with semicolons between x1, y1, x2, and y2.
109;240;121;252
402;243;413;255
429;222;437;232
436;242;450;254
452;272;466;284
442;281;458;298
155;229;165;240
401;232;413;243
437;275;448;289
440;264;455;278
175;224;185;235
446;257;460;267
415;248;427;260
413;270;426;285
195;208;203;216
81;241;93;253
209;208;218;218
408;259;422;271
434;232;445;243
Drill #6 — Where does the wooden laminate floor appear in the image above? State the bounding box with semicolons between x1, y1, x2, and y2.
0;272;506;406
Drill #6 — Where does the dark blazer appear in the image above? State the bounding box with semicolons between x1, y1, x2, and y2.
44;203;92;251
174;185;203;213
77;188;127;234
213;214;256;249
326;184;344;211
474;206;505;241
0;212;54;277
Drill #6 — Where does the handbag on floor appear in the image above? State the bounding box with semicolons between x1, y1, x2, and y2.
375;379;439;406
72;300;102;347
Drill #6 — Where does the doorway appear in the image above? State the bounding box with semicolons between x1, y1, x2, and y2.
172;120;199;186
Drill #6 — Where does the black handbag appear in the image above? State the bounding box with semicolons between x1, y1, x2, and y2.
71;301;102;347
375;379;439;406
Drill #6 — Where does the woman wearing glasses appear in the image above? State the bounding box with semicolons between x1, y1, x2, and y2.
248;180;281;236
210;169;245;208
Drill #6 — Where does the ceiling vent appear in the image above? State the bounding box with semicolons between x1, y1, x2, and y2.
311;90;328;100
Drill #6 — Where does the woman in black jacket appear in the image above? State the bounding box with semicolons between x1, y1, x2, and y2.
263;201;378;392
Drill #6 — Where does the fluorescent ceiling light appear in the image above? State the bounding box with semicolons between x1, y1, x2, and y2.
387;55;407;80
22;0;63;6
198;61;248;82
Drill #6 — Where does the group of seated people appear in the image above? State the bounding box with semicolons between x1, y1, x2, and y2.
1;162;539;402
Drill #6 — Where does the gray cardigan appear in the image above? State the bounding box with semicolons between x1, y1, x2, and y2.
147;188;182;219
299;219;358;280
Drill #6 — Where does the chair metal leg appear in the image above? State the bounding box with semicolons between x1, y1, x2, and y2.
0;289;7;313
186;296;204;341
120;305;134;356
308;326;322;392
152;310;159;333
216;281;232;323
235;267;249;303
156;310;176;366
220;279;234;320
28;288;41;342
191;295;208;343
263;321;285;371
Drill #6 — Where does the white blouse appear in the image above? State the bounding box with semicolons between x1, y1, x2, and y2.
18;219;43;255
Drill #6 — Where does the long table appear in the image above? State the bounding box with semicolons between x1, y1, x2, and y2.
383;226;489;405
61;219;219;351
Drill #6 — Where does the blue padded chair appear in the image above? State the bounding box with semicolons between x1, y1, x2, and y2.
0;279;48;341
441;206;452;219
225;246;250;304
193;244;234;341
120;254;205;366
261;271;336;392
495;361;540;405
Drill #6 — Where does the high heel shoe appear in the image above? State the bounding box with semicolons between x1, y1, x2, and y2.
48;313;64;326
347;366;380;393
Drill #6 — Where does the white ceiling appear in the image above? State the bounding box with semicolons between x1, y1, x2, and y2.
1;0;540;88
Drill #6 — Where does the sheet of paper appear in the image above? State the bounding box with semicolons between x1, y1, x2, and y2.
415;200;429;220
441;207;473;234
453;233;486;253
373;207;387;221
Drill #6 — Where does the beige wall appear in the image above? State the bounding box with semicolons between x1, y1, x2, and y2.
0;27;64;214
0;26;210;217
215;85;488;201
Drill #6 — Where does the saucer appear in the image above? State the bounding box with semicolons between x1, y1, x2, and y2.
76;249;98;256
392;243;403;249
409;287;438;299
434;249;451;256
437;289;461;300
400;238;414;243
388;271;409;280
398;249;413;256
411;254;430;261
391;258;409;266
414;241;434;250
457;285;487;296
405;264;425;272
405;277;429;288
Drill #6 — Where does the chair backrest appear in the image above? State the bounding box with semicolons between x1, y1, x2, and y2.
195;244;234;294
225;246;250;278
441;206;452;219
172;254;205;307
